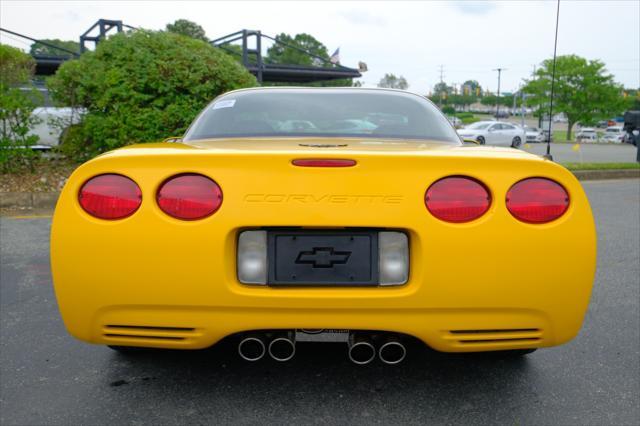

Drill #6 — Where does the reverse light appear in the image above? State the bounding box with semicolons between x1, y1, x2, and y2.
425;176;491;223
237;231;268;284
378;232;409;285
78;174;142;220
506;178;569;223
157;174;222;220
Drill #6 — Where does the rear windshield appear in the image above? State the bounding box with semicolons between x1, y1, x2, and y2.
183;89;460;143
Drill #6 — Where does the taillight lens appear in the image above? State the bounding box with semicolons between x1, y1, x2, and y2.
157;174;222;220
506;178;569;223
425;176;491;223
78;174;142;220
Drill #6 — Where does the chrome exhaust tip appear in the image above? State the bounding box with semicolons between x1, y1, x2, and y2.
268;332;296;362
378;340;406;365
348;334;376;365
238;336;266;362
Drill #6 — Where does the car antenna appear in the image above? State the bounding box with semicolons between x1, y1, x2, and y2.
544;0;561;161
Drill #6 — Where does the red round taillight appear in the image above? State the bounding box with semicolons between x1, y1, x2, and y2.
506;178;569;223
425;176;491;223
157;173;222;220
78;174;142;220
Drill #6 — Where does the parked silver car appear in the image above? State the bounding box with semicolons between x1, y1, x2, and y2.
524;126;544;143
601;126;625;143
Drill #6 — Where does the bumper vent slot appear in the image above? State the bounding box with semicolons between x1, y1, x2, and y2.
102;325;199;343
445;328;543;346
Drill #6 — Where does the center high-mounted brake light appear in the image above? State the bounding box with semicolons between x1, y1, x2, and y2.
292;159;356;167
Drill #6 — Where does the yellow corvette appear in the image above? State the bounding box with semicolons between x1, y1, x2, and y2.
51;88;596;364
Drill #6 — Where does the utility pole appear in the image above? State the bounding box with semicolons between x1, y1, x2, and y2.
438;65;445;107
493;67;506;120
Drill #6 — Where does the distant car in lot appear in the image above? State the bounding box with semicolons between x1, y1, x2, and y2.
601;126;625;143
494;110;510;119
457;120;525;148
524;126;544;143
576;128;599;143
27;107;83;149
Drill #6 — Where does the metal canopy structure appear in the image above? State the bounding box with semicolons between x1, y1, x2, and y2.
211;30;362;83
1;22;362;83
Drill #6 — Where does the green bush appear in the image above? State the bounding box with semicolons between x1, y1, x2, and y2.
47;30;257;159
456;112;473;119
0;44;42;173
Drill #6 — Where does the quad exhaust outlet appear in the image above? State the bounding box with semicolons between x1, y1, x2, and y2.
238;331;407;365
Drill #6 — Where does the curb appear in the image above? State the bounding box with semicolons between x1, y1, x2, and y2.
0;192;60;210
570;169;640;181
1;170;639;211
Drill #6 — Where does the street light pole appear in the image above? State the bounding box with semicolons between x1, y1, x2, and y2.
493;67;506;120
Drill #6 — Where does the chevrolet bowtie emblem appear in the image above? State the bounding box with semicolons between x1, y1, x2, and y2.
296;247;351;268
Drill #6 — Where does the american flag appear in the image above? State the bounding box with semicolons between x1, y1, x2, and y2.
329;48;340;64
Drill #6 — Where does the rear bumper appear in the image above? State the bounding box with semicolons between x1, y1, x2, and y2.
96;306;552;352
51;149;597;353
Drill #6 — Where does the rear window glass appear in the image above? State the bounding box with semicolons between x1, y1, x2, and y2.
183;89;460;143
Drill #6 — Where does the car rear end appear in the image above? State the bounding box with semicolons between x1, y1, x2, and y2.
51;141;596;355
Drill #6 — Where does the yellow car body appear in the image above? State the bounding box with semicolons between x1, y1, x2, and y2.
50;88;596;354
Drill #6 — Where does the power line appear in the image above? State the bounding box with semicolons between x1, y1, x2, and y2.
0;27;79;56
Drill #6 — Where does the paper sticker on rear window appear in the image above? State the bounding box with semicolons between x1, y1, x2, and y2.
212;100;236;110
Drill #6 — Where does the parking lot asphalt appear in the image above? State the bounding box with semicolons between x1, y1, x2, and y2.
1;180;639;425
522;142;638;163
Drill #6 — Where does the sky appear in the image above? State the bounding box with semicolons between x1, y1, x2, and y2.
1;0;639;94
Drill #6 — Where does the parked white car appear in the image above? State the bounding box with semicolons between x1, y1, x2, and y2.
601;126;625;143
576;128;599;142
524;126;544;143
457;121;525;148
28;107;83;149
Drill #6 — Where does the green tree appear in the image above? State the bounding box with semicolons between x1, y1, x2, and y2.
265;33;354;87
47;30;256;159
165;19;208;42
0;44;41;172
523;55;625;140
622;88;640;111
377;73;408;90
267;33;328;66
30;39;79;58
462;80;482;96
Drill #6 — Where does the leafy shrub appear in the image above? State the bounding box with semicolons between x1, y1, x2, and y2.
441;106;455;115
0;44;42;172
47;30;257;159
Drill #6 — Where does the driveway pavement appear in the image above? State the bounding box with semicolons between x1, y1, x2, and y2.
1;180;639;425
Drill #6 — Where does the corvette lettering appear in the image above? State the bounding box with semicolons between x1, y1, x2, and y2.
243;194;404;204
